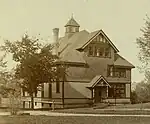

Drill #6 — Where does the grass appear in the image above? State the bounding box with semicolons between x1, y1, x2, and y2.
0;115;150;124
106;102;150;109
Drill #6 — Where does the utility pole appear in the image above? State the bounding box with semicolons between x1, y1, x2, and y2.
61;63;65;108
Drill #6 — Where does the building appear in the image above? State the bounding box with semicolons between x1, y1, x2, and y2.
22;17;135;109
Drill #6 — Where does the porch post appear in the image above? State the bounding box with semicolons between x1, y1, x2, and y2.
91;89;93;99
106;86;108;98
91;88;94;105
93;88;95;103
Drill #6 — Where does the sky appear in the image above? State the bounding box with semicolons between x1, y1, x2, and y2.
0;0;150;82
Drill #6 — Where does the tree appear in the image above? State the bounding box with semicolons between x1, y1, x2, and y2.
0;54;21;115
134;81;150;102
136;15;150;76
0;34;58;109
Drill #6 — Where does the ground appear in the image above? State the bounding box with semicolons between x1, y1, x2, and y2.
0;115;150;124
1;103;150;124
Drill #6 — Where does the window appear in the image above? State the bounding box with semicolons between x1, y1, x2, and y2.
49;84;52;98
75;27;79;32
105;47;110;57
41;84;44;98
97;36;100;41
34;92;37;97
99;48;104;57
108;83;126;98
108;87;114;97
22;89;25;96
88;46;93;56
108;66;126;78
99;35;103;42
88;45;110;58
56;80;60;93
94;46;97;56
23;101;25;108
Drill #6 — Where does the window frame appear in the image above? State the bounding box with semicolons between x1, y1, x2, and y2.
88;45;111;58
108;83;126;98
56;79;60;93
107;65;126;78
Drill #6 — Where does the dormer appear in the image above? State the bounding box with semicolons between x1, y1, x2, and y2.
64;17;80;38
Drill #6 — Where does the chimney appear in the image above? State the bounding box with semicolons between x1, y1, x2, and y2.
53;28;59;43
52;28;59;55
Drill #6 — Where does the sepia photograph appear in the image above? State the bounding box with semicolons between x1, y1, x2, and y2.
0;0;150;123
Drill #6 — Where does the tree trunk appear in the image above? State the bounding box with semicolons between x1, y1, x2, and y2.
31;93;34;110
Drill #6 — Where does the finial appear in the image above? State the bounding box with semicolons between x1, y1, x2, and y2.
71;13;74;18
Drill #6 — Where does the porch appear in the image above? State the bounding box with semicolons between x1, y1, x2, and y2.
87;75;111;104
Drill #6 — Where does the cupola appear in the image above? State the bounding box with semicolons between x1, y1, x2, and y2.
64;16;80;38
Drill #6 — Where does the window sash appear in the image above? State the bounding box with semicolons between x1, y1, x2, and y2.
88;46;110;58
108;83;126;98
108;66;126;78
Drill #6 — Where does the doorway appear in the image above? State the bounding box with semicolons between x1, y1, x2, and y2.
94;87;102;103
94;86;107;103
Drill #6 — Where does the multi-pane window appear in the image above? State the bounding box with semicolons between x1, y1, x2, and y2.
88;46;110;58
108;65;126;78
108;83;126;98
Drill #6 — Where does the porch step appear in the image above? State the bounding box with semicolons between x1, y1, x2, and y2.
93;103;109;109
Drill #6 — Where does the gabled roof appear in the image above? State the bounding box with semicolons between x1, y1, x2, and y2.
76;29;119;52
64;17;80;27
57;30;89;63
56;29;120;64
86;75;111;88
114;54;135;68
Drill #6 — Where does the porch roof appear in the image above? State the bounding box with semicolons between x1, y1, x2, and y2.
86;75;111;88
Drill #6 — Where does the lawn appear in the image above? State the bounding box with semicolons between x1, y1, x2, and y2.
0;115;150;124
106;102;150;109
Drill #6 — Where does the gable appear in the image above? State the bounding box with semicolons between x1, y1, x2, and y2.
85;34;112;58
87;34;110;49
86;75;111;88
78;30;119;53
92;33;108;43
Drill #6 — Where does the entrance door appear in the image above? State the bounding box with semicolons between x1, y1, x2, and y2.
94;87;102;103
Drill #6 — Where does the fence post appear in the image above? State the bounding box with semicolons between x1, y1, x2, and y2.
140;102;143;110
52;100;55;111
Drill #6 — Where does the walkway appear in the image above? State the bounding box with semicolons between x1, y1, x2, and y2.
24;111;150;117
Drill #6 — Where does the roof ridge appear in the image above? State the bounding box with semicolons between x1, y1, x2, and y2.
65;17;80;27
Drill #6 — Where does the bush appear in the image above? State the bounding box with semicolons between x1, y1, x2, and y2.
131;91;138;104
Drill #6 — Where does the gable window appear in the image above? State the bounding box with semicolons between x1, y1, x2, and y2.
94;46;97;56
88;46;93;56
108;65;126;78
105;47;111;57
88;45;111;58
98;48;104;57
99;35;103;42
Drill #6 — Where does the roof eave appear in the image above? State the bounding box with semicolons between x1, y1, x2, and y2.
113;64;135;69
78;29;119;52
